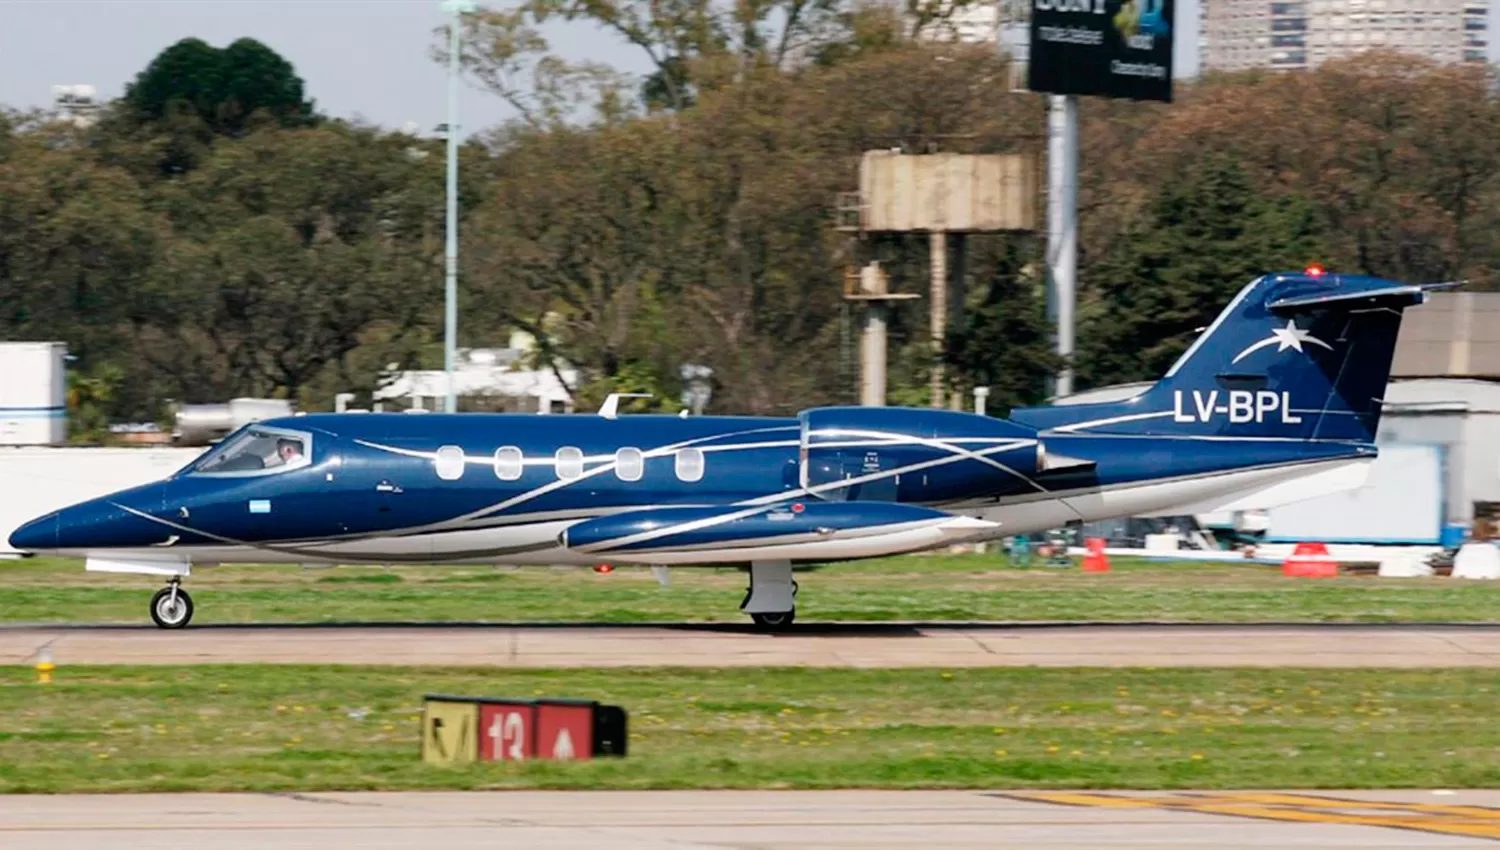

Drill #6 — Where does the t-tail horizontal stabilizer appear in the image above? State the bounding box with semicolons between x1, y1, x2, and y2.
1010;270;1450;443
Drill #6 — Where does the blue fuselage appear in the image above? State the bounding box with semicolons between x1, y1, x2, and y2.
10;408;1374;566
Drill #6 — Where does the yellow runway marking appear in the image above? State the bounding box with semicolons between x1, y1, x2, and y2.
1011;791;1500;841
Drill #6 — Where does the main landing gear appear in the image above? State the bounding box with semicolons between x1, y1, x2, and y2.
149;577;194;629
742;560;797;630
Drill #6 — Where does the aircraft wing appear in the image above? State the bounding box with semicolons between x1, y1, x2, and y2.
560;502;996;565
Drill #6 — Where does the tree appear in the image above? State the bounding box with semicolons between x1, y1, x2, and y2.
124;37;314;134
13;40;1500;429
133;123;450;407
1076;155;1325;388
457;42;1031;413
110;37;315;177
0;119;167;418
944;241;1061;413
453;0;997;124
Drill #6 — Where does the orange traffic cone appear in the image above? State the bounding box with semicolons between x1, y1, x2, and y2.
1282;542;1338;578
1082;537;1111;573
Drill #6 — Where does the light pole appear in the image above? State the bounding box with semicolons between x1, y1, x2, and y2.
441;0;477;413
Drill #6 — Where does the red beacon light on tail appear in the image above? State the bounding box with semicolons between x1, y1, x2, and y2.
1304;263;1327;277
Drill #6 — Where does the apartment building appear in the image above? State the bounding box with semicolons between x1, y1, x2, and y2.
1202;0;1489;71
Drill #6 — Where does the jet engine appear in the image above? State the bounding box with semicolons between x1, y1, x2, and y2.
797;407;1048;503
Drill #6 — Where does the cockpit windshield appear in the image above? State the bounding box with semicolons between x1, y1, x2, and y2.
185;426;312;476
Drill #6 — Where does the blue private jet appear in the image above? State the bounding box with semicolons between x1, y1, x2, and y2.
9;268;1444;629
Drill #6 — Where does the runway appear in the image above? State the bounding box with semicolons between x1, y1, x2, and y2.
7;622;1500;667
3;789;1500;849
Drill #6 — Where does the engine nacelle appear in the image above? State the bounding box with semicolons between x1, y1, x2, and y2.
798;406;1043;503
560;501;995;564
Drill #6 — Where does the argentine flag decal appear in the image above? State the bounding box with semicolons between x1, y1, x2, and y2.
248;500;272;514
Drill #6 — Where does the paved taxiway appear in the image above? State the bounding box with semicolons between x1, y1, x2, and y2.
5;790;1500;849
7;622;1500;667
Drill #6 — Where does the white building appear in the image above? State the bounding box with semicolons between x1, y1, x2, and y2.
50;85;102;128
914;0;1005;43
1202;0;1489;72
374;334;578;414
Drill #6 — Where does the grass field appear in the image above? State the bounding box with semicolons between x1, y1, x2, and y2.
2;665;1498;793
1;553;1494;625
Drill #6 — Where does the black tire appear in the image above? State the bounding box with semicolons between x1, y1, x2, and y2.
750;610;795;630
149;587;194;629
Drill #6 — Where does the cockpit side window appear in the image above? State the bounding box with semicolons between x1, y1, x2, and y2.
185;427;313;477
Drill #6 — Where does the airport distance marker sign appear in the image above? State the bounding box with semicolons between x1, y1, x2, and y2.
1028;0;1175;102
421;696;480;764
480;700;537;762
422;695;628;764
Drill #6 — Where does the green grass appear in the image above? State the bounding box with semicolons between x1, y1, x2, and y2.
1;553;1493;626
2;665;1499;792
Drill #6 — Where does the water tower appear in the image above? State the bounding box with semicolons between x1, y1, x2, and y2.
837;150;1039;408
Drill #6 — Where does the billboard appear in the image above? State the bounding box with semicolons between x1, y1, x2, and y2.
1027;0;1174;102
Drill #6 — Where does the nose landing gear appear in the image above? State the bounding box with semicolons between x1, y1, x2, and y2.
149;577;194;629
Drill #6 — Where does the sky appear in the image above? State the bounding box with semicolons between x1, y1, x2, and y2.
1;0;1206;138
0;0;652;138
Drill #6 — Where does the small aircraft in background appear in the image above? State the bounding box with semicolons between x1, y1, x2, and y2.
9;268;1442;629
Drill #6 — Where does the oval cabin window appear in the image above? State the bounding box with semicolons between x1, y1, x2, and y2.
616;447;644;482
675;447;705;482
434;445;466;481
493;446;523;481
555;446;584;480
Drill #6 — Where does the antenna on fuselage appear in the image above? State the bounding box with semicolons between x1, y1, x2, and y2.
597;393;653;419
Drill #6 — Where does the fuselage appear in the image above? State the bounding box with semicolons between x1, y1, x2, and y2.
8;409;1375;567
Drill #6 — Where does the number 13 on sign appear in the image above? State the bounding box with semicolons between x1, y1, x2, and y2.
486;709;527;761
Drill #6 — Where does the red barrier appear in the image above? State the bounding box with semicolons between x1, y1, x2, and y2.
1283;541;1338;578
1082;537;1111;573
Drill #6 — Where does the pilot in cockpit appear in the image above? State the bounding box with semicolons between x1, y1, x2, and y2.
271;437;304;467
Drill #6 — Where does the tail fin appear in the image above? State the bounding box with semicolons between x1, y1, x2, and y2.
1012;271;1445;442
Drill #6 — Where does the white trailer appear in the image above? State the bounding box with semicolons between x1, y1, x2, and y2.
0;342;67;446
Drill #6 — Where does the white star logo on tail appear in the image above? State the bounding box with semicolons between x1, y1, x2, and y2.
1230;319;1335;365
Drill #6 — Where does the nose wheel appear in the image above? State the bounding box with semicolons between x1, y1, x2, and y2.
149;580;194;629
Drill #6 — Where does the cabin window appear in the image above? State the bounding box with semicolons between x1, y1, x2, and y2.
555;446;584;480
616;447;644;482
675;447;705;482
493;446;523;481
434;445;466;481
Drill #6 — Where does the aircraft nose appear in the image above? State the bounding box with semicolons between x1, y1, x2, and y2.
11;497;170;553
56;498;171;549
8;512;59;552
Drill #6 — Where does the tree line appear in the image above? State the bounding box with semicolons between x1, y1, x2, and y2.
2;7;1498;441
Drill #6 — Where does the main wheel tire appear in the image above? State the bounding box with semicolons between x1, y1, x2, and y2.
750;610;795;630
150;587;194;629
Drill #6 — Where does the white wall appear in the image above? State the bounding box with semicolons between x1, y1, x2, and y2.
1264;443;1445;544
1381;378;1500;523
0;447;203;555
